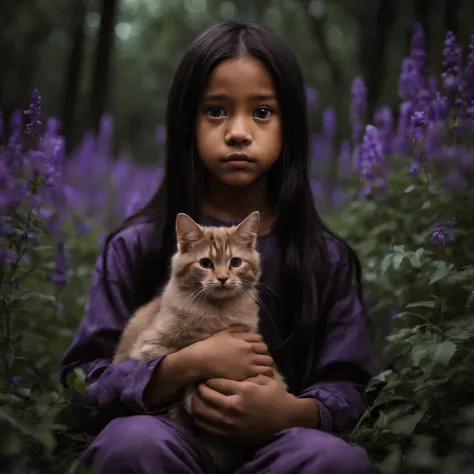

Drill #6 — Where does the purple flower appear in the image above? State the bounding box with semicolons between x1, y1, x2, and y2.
432;93;448;121
42;133;65;189
9;376;22;386
392;101;413;154
5;110;24;175
52;238;68;291
465;31;474;105
322;107;337;140
374;106;393;154
432;221;456;246
442;31;462;94
428;76;438;95
24;89;42;139
442;169;465;191
410;22;426;80
411;110;428;143
0;159;19;209
399;57;419;102
409;163;421;175
467;100;474;119
358;125;385;197
338;139;352;179
351;77;367;143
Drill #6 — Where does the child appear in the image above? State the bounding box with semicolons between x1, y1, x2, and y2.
61;20;375;474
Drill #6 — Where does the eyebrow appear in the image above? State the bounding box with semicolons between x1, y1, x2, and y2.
204;93;277;101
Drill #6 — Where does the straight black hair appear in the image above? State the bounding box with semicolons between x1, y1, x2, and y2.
103;20;365;393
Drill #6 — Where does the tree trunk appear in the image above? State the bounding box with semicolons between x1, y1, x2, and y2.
61;0;88;153
358;0;396;121
445;0;460;35
89;0;119;132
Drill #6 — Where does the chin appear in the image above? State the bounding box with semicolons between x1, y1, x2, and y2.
219;174;261;187
208;285;239;300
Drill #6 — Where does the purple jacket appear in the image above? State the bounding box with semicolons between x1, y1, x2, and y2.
60;215;375;436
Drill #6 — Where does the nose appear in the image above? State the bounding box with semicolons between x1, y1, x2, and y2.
217;277;228;284
225;117;252;146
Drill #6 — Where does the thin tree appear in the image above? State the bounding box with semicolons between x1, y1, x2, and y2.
61;0;88;152
89;0;119;133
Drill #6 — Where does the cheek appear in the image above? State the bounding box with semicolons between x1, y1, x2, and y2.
258;120;282;160
196;120;219;160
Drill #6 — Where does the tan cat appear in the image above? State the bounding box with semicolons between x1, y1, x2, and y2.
113;211;287;473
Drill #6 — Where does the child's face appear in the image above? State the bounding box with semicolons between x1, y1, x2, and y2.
196;56;282;188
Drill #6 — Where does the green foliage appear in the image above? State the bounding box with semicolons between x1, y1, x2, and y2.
331;161;474;472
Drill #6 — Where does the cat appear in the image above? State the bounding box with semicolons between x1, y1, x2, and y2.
113;211;287;473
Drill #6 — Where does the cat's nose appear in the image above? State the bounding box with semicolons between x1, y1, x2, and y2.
217;277;228;284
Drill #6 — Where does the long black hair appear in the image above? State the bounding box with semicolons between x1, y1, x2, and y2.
103;20;365;393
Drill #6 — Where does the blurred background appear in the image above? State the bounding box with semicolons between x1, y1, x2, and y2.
2;2;474;473
2;0;473;169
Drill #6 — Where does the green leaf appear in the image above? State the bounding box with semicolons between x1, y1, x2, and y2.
429;262;452;285
421;200;431;210
411;342;433;366
415;247;424;259
406;300;436;309
407;253;422;268
432;340;457;367
404;184;416;193
381;255;392;274
391;409;425;435
392;254;404;270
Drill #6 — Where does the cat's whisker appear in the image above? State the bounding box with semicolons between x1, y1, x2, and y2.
255;281;280;300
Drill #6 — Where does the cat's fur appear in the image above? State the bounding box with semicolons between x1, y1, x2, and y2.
113;211;287;473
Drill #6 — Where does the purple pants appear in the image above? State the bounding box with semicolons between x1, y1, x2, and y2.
80;415;372;473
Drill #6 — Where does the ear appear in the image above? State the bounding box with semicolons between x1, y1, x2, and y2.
235;211;260;248
176;213;204;252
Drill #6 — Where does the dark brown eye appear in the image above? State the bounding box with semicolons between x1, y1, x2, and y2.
254;106;272;119
207;106;226;118
230;258;242;268
200;258;213;268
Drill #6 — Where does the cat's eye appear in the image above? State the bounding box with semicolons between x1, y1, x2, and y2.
199;258;213;268
230;258;242;268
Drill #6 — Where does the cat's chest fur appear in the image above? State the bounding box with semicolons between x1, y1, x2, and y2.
153;287;260;350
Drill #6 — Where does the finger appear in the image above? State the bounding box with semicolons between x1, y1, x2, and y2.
245;374;272;385
254;365;274;377
196;382;233;410
192;392;232;429
253;354;274;367
232;332;263;343
205;378;243;396
252;341;269;354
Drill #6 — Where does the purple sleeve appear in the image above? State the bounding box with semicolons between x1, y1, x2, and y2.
297;242;376;434
59;225;165;435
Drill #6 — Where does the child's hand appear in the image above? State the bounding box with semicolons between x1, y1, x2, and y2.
191;375;295;445
188;326;274;381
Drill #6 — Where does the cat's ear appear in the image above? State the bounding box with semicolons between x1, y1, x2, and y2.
176;213;204;252
235;211;260;248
